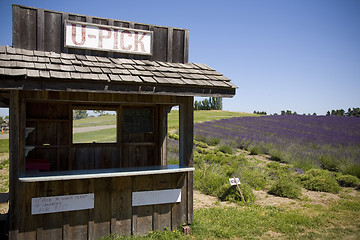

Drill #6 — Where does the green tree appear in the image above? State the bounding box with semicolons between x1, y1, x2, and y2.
194;97;223;111
73;110;88;120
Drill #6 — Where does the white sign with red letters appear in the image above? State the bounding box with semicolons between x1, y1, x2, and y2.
65;21;152;55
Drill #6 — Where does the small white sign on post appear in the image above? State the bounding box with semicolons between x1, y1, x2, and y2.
31;193;94;215
229;178;241;186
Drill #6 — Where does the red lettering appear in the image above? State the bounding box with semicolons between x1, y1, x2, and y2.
72;24;86;46
98;27;112;48
113;30;119;49
134;32;147;52
120;30;132;50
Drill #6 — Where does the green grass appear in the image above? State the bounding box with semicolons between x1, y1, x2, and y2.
100;196;360;239
0;139;9;153
72;110;252;131
168;110;255;130
73;128;117;143
73;114;116;128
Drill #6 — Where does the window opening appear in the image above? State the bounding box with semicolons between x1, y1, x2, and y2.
72;109;117;143
167;106;179;165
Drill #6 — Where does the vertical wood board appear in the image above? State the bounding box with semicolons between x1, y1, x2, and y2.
12;5;189;63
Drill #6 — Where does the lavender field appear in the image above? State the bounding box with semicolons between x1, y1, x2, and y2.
194;115;360;177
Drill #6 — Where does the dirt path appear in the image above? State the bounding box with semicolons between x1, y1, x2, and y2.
0;133;8;140
73;125;116;133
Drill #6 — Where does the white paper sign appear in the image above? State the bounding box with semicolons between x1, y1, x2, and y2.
132;189;181;206
65;21;152;55
229;178;241;186
32;193;94;215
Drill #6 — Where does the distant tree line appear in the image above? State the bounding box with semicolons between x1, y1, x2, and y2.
326;107;360;117
194;97;222;110
252;107;359;117
253;111;267;115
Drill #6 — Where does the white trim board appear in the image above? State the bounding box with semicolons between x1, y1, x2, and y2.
132;189;181;206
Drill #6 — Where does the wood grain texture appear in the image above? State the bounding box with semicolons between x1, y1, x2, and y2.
12;5;189;63
10;90;193;238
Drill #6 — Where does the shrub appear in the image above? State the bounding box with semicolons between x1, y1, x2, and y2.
168;133;179;140
319;155;339;171
207;137;221;146
248;145;262;155
217;144;235;155
220;183;255;203
336;174;360;187
300;169;340;193
341;163;360;178
238;165;268;190
268;148;282;162
268;178;302;199
302;176;340;193
266;162;292;179
194;163;228;196
194;140;209;148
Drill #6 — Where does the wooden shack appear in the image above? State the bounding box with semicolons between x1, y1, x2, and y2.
0;5;236;239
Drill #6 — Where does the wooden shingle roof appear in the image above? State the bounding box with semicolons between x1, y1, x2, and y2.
0;46;236;97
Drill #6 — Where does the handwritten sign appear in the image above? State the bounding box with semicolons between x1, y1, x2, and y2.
65;20;152;55
123;108;153;133
31;193;94;215
229;178;241;186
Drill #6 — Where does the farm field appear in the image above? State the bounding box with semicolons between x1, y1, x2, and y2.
72;110;254;142
1;111;360;239
194;115;360;177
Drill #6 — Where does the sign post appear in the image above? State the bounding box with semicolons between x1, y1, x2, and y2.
229;176;245;203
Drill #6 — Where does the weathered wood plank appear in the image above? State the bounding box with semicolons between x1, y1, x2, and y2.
179;96;194;167
172;29;185;63
87;179;95;240
36;9;45;51
12;5;189;63
36;182;45;240
111;177;132;236
171;173;186;230
12;5;37;50
68;180;89;240
153;174;171;231
9;90;21;239
41;181;64;240
94;178;111;239
132;175;153;236
183;29;189;63
44;11;62;53
18;182;37;240
187;171;193;224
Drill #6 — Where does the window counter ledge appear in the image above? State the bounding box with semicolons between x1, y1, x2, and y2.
19;165;195;182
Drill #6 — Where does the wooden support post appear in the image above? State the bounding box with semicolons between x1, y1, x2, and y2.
9;90;25;239
179;97;193;167
179;97;194;225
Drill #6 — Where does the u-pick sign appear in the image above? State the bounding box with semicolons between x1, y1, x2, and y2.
229;178;241;186
65;21;152;55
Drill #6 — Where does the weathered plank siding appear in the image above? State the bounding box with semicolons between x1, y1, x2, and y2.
14;173;190;240
9;90;194;239
12;5;189;63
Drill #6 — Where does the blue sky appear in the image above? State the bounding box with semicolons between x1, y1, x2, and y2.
0;0;359;116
